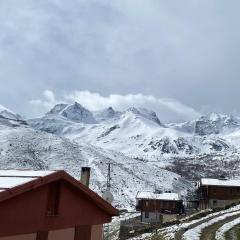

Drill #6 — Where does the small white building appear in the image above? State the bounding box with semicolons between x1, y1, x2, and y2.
136;192;183;223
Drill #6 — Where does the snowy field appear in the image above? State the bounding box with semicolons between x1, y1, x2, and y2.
128;205;240;240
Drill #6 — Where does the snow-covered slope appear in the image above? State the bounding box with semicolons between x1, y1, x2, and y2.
29;104;237;157
170;113;240;136
0;104;23;121
47;102;97;124
4;102;240;209
0;120;190;209
93;107;121;122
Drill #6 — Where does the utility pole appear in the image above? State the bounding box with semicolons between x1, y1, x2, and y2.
103;162;113;240
154;184;157;233
107;162;111;191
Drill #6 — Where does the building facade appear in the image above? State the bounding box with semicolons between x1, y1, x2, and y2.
198;178;240;209
0;170;118;240
136;192;183;223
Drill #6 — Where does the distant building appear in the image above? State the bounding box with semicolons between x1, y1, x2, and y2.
136;192;184;223
0;170;118;240
198;178;240;209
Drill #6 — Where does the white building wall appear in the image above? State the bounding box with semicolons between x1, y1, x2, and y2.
141;212;162;223
141;212;178;224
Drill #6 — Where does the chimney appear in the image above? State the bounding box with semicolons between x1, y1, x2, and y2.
80;167;91;187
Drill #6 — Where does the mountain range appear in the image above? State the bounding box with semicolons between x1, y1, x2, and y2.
1;102;240;208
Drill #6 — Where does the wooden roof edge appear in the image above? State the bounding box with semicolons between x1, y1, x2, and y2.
0;170;119;217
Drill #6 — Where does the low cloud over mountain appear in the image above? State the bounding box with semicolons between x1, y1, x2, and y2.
30;90;200;123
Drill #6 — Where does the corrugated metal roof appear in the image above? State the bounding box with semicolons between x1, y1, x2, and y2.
136;191;180;201
0;170;56;191
201;178;240;187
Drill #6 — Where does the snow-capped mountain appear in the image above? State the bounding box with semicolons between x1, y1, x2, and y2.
0;104;23;121
29;104;238;157
195;113;240;135
0;120;190;209
93;107;121;122
171;113;240;136
47;102;97;124
3;102;240;209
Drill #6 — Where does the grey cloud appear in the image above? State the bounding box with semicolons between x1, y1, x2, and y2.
0;0;240;118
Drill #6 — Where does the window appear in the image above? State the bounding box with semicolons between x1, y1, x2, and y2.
145;212;149;219
46;182;60;216
145;201;149;207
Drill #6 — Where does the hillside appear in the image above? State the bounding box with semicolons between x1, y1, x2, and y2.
0;118;189;209
29;104;239;157
1;102;240;209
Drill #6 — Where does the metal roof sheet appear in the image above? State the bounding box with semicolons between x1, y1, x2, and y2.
136;191;180;201
201;178;240;187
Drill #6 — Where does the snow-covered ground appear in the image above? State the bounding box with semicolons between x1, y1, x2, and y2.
0;123;190;209
128;205;240;240
182;210;240;240
2;102;240;211
28;103;240;186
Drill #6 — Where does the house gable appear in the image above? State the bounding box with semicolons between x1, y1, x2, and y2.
0;178;113;237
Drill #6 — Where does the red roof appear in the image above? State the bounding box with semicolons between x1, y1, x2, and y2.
0;170;118;237
0;169;118;216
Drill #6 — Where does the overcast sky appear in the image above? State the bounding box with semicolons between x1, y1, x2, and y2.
0;0;240;122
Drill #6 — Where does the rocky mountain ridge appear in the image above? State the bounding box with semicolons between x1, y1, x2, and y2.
29;103;240;157
1;102;240;209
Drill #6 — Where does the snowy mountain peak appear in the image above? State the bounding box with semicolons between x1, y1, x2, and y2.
47;103;68;115
0;104;9;112
125;107;163;126
0;104;23;121
207;112;221;122
199;112;228;122
93;107;120;122
106;106;115;114
47;102;97;124
195;113;240;136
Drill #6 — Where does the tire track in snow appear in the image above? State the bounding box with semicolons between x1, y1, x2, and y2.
182;211;240;240
215;217;240;240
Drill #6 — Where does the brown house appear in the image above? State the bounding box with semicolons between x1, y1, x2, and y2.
198;178;240;209
0;170;118;240
136;192;183;223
